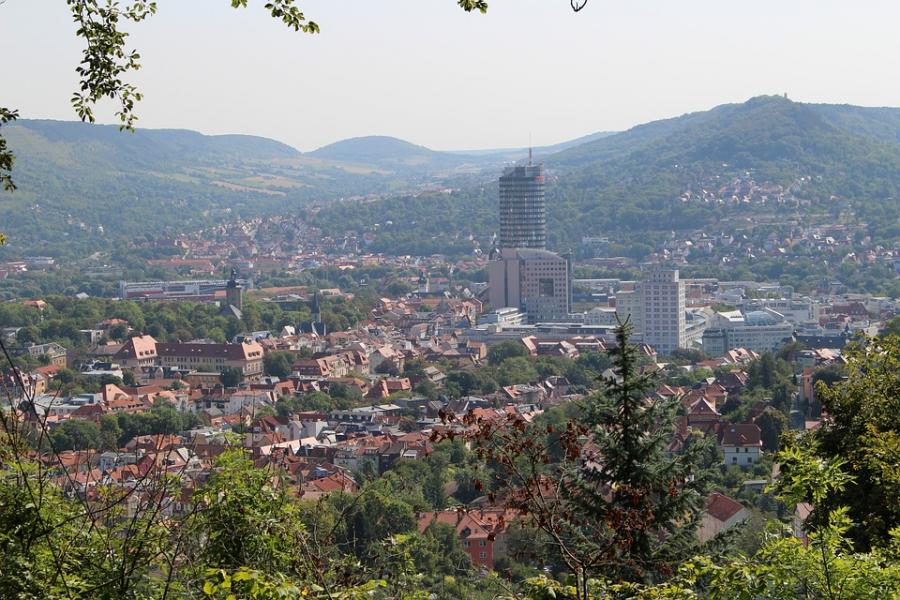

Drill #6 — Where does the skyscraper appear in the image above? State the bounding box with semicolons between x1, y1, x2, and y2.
499;163;545;250
490;156;571;323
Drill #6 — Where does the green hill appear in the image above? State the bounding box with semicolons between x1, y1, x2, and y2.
309;135;477;171
311;96;900;256
8;119;301;169
0;120;394;259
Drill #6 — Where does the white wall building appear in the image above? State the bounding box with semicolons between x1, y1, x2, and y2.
702;309;794;356
584;307;619;327
614;289;643;332
641;269;686;355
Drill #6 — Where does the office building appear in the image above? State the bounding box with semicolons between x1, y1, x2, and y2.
701;309;794;356
614;289;643;332
118;278;249;302
642;269;686;355
489;248;571;323
489;156;570;322
499;163;545;250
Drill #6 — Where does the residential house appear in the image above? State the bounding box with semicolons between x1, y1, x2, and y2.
699;492;750;542
416;508;515;570
718;423;763;466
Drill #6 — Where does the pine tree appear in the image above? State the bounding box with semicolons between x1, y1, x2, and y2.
451;320;712;599
562;319;710;586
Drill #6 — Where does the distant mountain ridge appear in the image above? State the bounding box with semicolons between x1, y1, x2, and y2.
8;119;301;169
309;135;471;170
0;120;382;259
309;131;619;168
2;96;898;262
310;96;900;256
552;96;900;169
445;131;617;158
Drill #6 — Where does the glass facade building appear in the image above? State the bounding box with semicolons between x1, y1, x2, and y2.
499;164;545;250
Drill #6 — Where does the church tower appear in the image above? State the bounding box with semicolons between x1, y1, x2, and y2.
225;268;243;311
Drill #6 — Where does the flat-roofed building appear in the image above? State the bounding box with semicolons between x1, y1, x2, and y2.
489;248;571;323
642;269;686;355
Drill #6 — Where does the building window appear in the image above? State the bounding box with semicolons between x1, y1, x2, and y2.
539;278;555;297
479;540;486;547
479;552;487;559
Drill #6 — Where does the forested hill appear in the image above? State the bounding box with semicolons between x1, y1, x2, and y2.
310;96;900;256
309;135;473;171
552;95;900;174
0;120;391;259
8;119;301;169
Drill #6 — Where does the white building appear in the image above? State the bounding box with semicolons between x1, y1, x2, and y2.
479;307;527;330
742;298;819;325
614;289;643;332
718;424;763;467
641;269;686;355
584;307;619;327
702;309;794;356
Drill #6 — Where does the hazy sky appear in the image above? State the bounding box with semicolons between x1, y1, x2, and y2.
2;0;899;151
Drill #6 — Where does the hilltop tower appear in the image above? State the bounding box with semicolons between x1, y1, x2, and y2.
489;154;571;323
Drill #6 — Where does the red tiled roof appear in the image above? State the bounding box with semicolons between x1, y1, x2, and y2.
706;492;746;523
718;423;762;447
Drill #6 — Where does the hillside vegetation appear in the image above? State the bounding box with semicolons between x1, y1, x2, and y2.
312;96;900;255
0;120;389;259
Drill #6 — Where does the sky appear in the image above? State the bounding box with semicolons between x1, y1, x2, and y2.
2;0;899;152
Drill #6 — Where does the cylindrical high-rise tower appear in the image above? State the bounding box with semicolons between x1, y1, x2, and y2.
499;164;545;250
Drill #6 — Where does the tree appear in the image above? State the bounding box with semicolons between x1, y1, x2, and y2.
329;490;416;561
755;408;788;452
384;279;413;297
415;378;439;401
668;347;708;364
188;449;315;580
296;391;333;413
116;404;199;445
50;418;102;451
107;323;129;341
496;356;539;386
883;316;900;337
806;334;900;550
327;381;361;407
812;362;846;388
562;321;709;585
99;373;123;387
220;366;242;388
99;413;123;450
445;371;479;396
374;360;400;376
442;321;711;598
748;353;780;389
487;340;529;365
263;350;294;378
15;326;40;345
